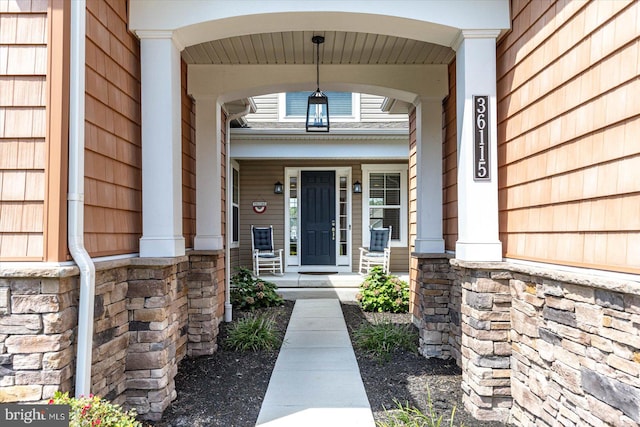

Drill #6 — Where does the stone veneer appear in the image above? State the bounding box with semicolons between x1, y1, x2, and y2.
0;250;224;421
413;254;460;360
0;266;78;404
414;255;640;426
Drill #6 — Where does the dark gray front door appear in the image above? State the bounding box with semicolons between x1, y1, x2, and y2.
300;171;336;265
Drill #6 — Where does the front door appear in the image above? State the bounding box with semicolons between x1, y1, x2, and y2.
300;171;336;265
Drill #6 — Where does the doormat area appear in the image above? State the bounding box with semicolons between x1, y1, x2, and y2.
300;272;338;275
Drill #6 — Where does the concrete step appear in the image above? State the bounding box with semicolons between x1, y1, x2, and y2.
263;272;365;288
277;287;360;301
256;272;409;301
258;272;409;289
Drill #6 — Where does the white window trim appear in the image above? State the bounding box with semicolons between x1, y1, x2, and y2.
230;160;240;248
361;164;408;248
278;92;361;122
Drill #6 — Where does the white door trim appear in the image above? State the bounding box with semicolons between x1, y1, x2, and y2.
284;166;353;273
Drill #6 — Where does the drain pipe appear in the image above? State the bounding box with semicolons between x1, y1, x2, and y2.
224;103;252;322
69;0;96;397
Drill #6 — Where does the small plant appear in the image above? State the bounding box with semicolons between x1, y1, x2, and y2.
377;387;463;427
230;267;283;310
224;313;282;351
48;391;142;427
357;267;409;313
353;320;417;362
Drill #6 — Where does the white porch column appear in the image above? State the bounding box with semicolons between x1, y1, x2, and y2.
414;97;445;253
455;30;502;261
138;32;185;257
193;96;224;250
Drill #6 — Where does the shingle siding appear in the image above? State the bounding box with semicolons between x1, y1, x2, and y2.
0;6;47;259
497;0;640;273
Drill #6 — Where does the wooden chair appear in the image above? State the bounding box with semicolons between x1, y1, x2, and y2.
358;226;392;275
251;225;283;276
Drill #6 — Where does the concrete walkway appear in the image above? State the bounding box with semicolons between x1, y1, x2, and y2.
255;299;376;427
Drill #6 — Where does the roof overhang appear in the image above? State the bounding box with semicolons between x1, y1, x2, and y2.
229;128;409;160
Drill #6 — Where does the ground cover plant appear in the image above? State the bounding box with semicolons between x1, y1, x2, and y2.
357;267;410;313
230;267;283;310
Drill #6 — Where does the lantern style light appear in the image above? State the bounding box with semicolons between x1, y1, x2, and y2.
306;36;329;132
274;181;284;194
353;181;362;194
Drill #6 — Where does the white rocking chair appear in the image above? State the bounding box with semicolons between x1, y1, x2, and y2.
358;226;392;275
251;225;283;276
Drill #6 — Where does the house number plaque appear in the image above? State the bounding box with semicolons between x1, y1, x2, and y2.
473;95;490;181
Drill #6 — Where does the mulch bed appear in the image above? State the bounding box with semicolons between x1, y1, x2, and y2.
150;300;506;427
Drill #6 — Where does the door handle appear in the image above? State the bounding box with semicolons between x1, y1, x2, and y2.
331;220;336;241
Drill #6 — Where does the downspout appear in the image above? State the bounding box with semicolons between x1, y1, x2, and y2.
69;0;96;396
224;103;252;322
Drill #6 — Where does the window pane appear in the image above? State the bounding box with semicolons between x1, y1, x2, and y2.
385;174;400;188
232;169;239;204
385;189;400;205
286;92;352;116
384;209;400;239
289;176;298;255
370;218;384;229
370;174;385;188
370;208;384;219
232;206;239;242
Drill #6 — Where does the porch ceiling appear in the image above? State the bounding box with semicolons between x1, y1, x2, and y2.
181;31;455;66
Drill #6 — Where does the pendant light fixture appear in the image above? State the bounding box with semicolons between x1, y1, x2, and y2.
306;35;329;132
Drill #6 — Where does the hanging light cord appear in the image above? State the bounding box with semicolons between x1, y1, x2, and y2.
315;39;320;91
312;35;324;93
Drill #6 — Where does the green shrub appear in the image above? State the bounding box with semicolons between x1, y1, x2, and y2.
48;391;142;427
377;387;463;427
224;313;282;351
230;267;283;310
353;321;417;362
357;267;409;313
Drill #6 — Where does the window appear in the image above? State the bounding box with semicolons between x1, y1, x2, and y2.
362;164;408;247
231;163;240;246
279;92;360;121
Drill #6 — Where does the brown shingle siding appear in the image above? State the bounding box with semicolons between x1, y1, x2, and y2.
181;59;196;249
442;59;457;252
83;0;141;257
0;6;47;260
498;0;640;274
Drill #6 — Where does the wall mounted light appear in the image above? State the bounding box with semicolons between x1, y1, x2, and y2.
274;181;284;194
353;181;362;194
306;35;329;132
